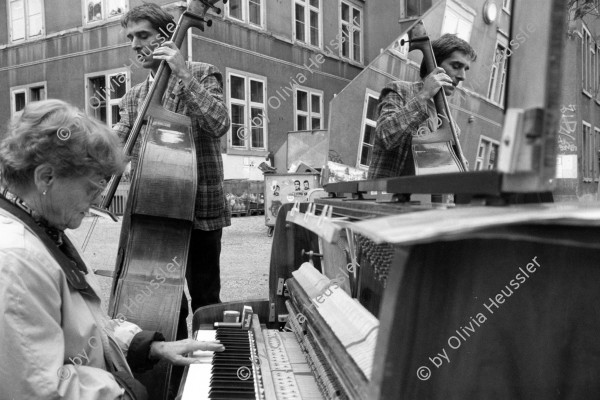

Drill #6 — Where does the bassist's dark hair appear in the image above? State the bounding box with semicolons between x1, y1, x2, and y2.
121;3;176;39
419;34;477;78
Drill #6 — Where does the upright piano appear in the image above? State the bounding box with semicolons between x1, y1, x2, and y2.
174;0;600;398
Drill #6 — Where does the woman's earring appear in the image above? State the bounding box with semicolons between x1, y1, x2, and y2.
43;190;47;196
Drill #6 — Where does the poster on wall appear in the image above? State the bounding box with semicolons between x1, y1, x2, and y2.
264;173;321;227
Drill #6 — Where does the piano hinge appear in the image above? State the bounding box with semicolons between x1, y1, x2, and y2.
269;302;276;322
276;278;285;295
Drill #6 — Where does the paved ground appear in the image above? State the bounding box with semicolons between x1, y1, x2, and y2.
68;215;272;331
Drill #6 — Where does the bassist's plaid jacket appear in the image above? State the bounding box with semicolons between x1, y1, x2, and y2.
114;62;231;231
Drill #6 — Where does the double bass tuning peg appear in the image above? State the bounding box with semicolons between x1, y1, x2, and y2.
198;0;226;15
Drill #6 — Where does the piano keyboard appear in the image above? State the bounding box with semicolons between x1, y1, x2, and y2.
180;329;262;400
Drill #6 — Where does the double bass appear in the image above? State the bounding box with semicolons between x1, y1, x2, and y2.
402;22;468;174
90;1;226;399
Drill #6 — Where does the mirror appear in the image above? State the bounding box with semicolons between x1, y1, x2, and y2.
327;0;563;188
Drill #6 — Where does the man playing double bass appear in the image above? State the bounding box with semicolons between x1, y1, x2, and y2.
368;34;476;178
113;1;230;376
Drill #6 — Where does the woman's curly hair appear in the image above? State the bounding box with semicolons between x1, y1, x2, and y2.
0;99;125;189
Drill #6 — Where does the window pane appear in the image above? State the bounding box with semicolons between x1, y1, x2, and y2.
28;14;43;37
489;145;497;169
352;8;361;26
106;0;127;17
14;92;26;112
28;0;42;15
230;75;245;100
88;0;103;22
249;0;261;25
341;25;349;57
311;117;321;129
250;80;263;103
229;0;242;20
487;65;497;99
478;143;485;158
311;94;320;114
30;86;45;101
297;115;308;131
110;74;127;98
251;108;264;148
309;0;318;7
297;90;308;111
353;30;361;61
366;96;378;120
363;124;375;145
10;1;25;41
89;76;107;106
231;104;245;147
341;3;349;22
295;4;305;41
360;145;371;166
111;105;120;126
310;10;319;46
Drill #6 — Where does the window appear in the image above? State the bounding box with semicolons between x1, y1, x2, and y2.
488;39;508;105
400;0;433;19
441;0;474;42
582;122;594;180
10;82;47;116
358;91;379;168
227;70;267;151
583;25;594;96
84;0;128;24
85;69;129;126
340;1;362;63
8;0;44;42
294;87;323;131
474;136;500;170
294;0;321;48
502;0;511;13
226;0;263;28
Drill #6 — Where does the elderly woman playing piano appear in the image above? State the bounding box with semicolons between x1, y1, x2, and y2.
0;99;223;400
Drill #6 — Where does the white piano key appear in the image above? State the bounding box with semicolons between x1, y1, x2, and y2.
180;330;216;400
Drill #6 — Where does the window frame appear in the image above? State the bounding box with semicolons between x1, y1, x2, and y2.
293;0;322;49
293;85;324;132
7;0;45;43
224;0;265;29
582;24;593;97
339;0;363;64
487;36;509;106
84;68;130;127
357;89;379;169
225;68;268;153
474;135;500;171
582;121;594;181
83;0;129;26
10;81;47;117
502;0;512;14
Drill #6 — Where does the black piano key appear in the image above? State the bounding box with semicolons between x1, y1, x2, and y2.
209;327;257;400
